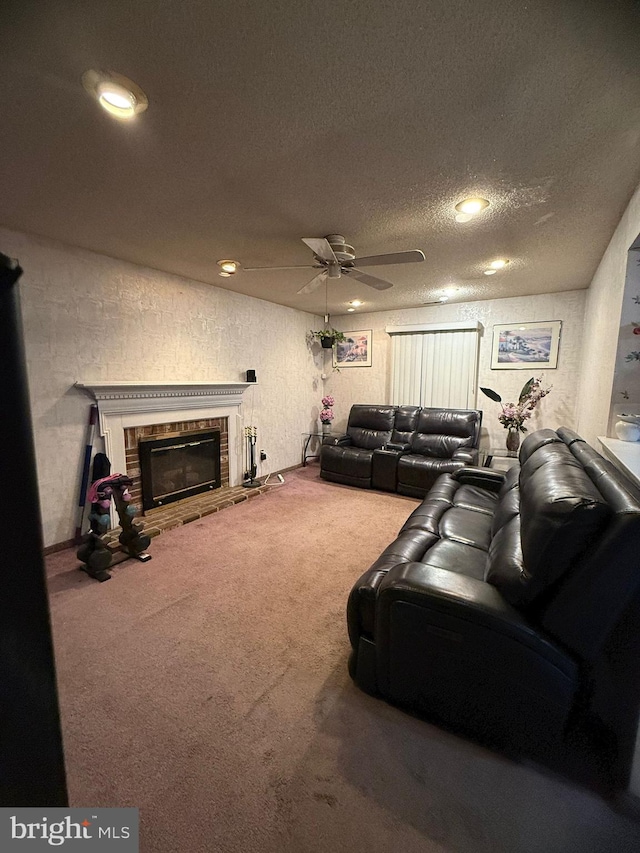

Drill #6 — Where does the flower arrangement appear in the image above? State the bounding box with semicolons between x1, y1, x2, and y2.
320;395;335;424
480;376;552;434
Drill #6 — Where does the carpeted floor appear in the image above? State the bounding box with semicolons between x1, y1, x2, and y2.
46;465;640;852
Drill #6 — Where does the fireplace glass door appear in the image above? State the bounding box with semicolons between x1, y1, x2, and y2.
139;429;221;510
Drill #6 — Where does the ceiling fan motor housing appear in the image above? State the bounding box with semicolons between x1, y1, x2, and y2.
325;235;356;263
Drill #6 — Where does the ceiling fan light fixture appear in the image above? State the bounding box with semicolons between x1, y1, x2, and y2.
455;197;490;216
82;70;148;119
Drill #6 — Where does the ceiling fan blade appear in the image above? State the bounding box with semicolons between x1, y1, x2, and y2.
242;264;316;271
297;271;327;295
353;250;425;267
302;238;337;264
348;268;393;290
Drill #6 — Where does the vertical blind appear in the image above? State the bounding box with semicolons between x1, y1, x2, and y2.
388;323;480;409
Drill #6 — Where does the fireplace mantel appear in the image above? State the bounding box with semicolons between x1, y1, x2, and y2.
74;381;254;523
75;380;252;409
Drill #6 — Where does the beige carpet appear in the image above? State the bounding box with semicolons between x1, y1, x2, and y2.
46;465;640;852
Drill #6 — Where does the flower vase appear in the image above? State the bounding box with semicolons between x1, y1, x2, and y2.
321;423;332;436
506;428;520;453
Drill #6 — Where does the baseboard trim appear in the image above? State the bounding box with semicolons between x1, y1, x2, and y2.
43;537;76;556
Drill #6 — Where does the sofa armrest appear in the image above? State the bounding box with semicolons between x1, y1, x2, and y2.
323;434;352;446
363;562;578;748
385;442;411;452
452;448;479;465
451;466;505;491
376;562;576;678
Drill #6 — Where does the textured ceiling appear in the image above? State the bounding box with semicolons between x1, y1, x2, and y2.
2;0;640;316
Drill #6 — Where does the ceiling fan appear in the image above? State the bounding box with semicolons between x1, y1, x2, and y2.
243;235;425;294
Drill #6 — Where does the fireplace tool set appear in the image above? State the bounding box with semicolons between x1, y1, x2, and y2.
76;452;151;582
243;425;261;488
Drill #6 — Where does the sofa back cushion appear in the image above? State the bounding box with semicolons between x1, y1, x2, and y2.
540;441;640;659
490;466;520;537
391;405;420;445
347;405;395;449
409;409;481;458
492;441;612;606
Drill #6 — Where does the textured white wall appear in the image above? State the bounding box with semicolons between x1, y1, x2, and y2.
0;227;322;547
324;290;585;450
576;180;640;444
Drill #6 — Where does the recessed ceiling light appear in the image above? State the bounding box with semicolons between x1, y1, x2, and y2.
443;287;458;297
349;300;364;307
483;269;497;275
455;213;473;223
455;197;490;216
217;260;239;273
489;259;509;269
82;70;148;120
218;271;233;278
347;307;355;312
438;295;449;302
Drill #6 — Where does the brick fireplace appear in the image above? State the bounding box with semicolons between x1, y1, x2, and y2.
124;418;228;510
75;381;252;528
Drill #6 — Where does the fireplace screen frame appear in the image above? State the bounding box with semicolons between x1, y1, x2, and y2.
139;428;221;511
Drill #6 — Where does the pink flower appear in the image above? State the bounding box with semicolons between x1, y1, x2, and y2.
320;409;334;423
321;395;335;408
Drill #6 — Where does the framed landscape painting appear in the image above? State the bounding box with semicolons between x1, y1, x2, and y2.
490;321;562;369
333;330;372;368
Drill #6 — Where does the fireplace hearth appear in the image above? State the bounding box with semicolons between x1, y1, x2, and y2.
139;429;221;510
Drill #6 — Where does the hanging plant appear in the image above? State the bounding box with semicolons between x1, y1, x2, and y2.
310;328;346;348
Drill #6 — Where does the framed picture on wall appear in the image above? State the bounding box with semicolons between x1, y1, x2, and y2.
333;330;372;368
490;320;562;369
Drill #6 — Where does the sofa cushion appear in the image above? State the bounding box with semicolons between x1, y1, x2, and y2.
397;455;467;496
347;404;395;449
374;530;440;565
453;484;499;516
416;538;487;579
499;442;613;606
491;481;520;537
410;408;480;456
439;507;493;551
400;498;452;535
485;516;525;598
321;445;376;482
391;405;420;446
519;429;563;463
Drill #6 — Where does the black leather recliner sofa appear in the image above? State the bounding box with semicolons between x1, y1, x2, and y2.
320;404;482;496
347;427;640;792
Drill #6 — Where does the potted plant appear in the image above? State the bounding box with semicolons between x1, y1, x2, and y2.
320;395;335;434
480;376;551;452
311;328;346;349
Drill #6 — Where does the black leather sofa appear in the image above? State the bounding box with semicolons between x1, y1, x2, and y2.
320;404;482;496
347;427;640;792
